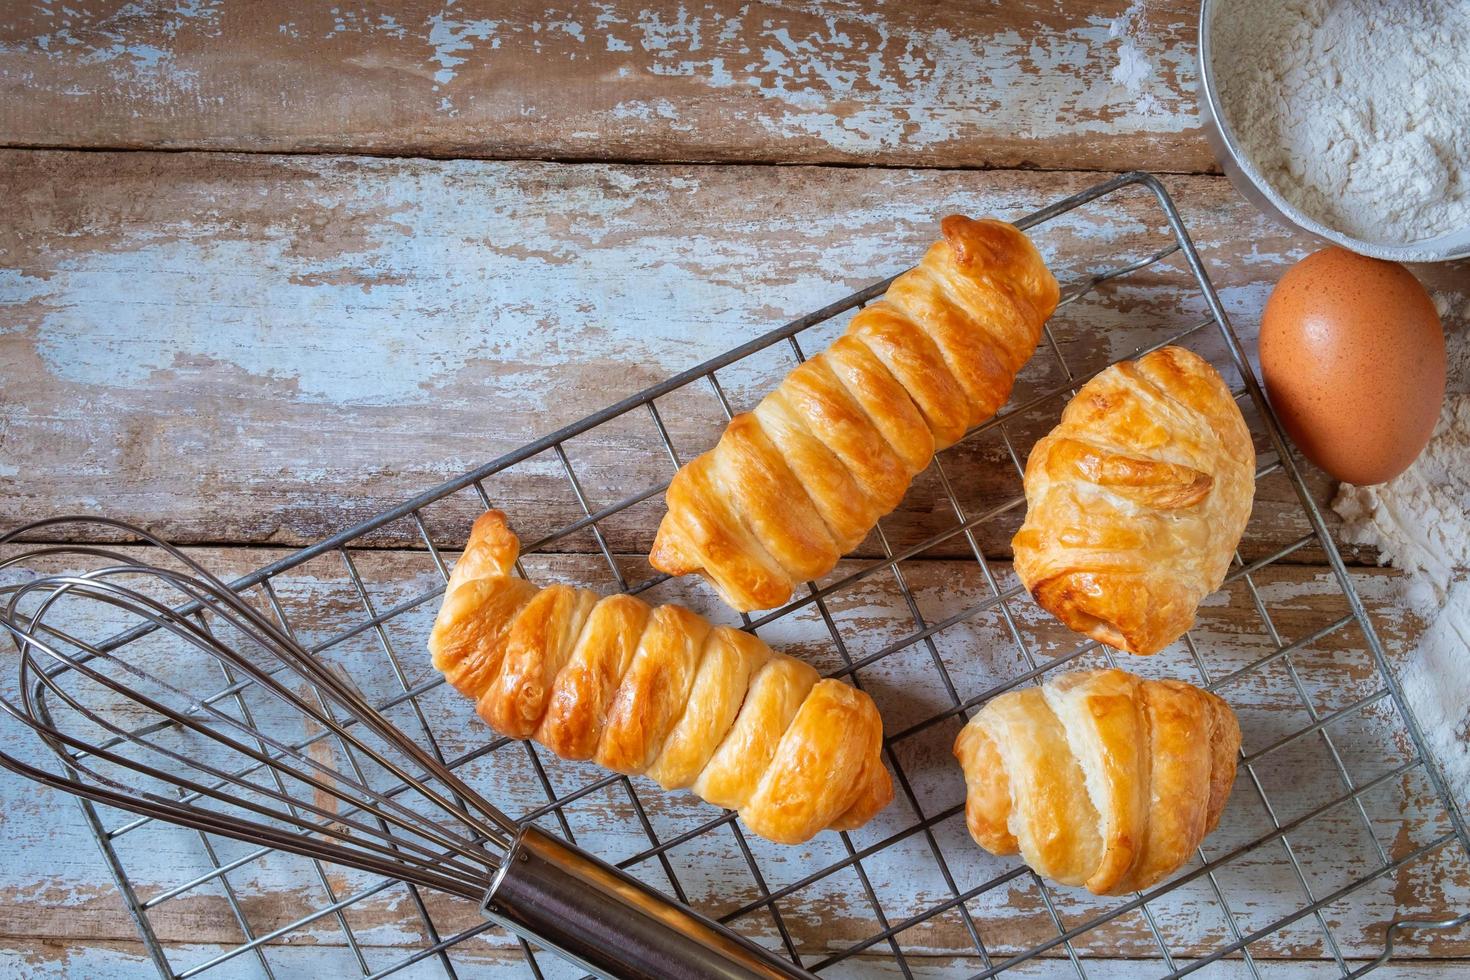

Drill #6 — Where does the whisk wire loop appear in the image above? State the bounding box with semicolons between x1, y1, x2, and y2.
0;526;519;872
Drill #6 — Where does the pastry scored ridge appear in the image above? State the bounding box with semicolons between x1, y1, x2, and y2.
953;668;1240;895
1012;346;1256;655
650;215;1061;612
428;510;893;844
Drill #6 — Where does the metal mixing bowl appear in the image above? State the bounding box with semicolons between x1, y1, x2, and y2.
1198;0;1470;263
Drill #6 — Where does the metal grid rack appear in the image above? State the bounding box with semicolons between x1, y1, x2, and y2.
32;172;1470;978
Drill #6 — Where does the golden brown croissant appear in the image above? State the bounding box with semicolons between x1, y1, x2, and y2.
428;510;893;844
650;216;1061;611
1012;346;1256;655
953;668;1239;895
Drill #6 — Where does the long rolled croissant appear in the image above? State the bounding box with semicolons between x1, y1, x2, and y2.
953;668;1239;895
1012;346;1256;655
650;216;1060;612
428;511;893;844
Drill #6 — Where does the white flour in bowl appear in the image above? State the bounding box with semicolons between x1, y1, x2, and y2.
1211;0;1470;245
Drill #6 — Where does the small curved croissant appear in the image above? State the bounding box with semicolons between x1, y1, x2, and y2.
1013;346;1256;655
953;668;1240;895
651;215;1060;612
428;511;892;844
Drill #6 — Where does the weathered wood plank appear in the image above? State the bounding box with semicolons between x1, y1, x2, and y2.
5;151;1467;561
1;545;1465;962
5;941;1468;980
0;1;1212;171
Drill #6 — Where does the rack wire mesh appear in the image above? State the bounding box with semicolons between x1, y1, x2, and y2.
11;171;1470;978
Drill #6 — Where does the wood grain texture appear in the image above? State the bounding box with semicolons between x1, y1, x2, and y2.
0;1;1211;171
5;942;1468;980
5;150;1467;561
4;11;1469;969
1;544;1466;964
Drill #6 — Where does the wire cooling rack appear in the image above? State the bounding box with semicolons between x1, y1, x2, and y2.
24;172;1470;978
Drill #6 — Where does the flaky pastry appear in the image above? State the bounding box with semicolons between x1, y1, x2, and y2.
1013;346;1256;655
650;215;1060;611
429;511;892;844
953;668;1239;895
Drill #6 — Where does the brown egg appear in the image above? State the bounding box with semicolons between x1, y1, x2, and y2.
1258;249;1440;487
1259;247;1445;486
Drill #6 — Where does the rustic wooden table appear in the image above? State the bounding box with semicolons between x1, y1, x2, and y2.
1;2;1468;977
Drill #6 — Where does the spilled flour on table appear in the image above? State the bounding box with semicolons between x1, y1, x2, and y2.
1333;395;1470;808
1107;0;1164;119
1391;584;1470;810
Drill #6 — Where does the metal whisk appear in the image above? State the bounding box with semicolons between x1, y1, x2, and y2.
0;517;812;980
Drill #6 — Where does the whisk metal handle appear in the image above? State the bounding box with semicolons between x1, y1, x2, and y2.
484;825;816;980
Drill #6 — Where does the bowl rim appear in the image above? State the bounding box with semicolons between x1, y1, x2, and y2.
1197;0;1470;263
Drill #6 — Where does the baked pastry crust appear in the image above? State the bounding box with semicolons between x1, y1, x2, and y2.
1012;346;1256;655
429;510;893;844
651;216;1060;611
953;668;1239;895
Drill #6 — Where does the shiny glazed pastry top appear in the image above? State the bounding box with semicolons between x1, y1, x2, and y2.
1012;346;1256;655
428;510;893;844
650;215;1060;612
953;668;1240;895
